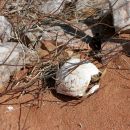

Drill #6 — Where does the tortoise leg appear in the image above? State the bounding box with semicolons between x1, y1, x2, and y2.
84;84;100;97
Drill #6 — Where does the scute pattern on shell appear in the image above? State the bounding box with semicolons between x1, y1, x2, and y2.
56;58;101;97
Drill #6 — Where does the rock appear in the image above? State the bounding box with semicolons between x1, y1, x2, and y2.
25;32;41;43
26;21;93;48
41;24;93;47
56;57;101;97
39;0;72;14
76;0;109;18
0;16;12;42
0;42;37;85
109;0;130;33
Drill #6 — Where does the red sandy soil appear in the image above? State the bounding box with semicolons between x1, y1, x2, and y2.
0;54;130;130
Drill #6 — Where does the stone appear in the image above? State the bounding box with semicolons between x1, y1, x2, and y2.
0;42;37;85
0;16;12;42
76;0;109;18
39;0;72;14
109;0;130;33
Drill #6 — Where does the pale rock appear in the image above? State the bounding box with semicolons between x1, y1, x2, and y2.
41;24;92;47
7;105;14;112
0;42;37;85
109;0;130;32
76;0;109;14
39;0;69;14
25;32;41;42
0;16;12;43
